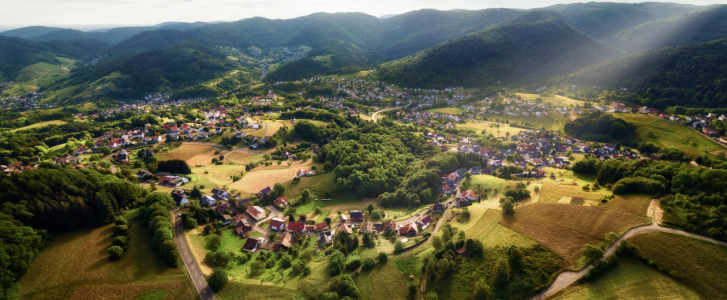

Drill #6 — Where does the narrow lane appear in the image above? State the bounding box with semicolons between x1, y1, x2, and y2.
173;208;216;300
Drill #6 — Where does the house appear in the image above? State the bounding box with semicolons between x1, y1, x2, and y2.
339;215;348;223
235;198;251;207
297;169;313;177
201;195;216;207
230;215;248;226
246;206;266;221
442;184;452;195
382;219;397;232
116;149;129;164
215;204;230;214
399;221;418;236
455;247;469;257
273;232;293;251
274;197;288;207
432;203;445;214
270;218;286;231
257;187;272;198
211;188;229;200
359;221;376;233
287;222;305;233
242;237;265;252
456;199;469;208
137;170;151;179
337;223;353;235
170;189;188;206
218;214;231;225
417;215;434;228
318;231;334;248
234;219;253;236
462;189;478;201
315;222;328;232
349;210;363;222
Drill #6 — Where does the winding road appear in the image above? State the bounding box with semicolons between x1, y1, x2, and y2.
530;200;727;300
372;107;400;124
173;208;216;300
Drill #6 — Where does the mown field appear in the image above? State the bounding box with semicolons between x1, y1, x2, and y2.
613;113;725;157
629;232;727;299
516;93;584;106
9;120;67;132
455;120;523;137
554;259;700;300
18;210;196;300
424;107;465;114
500;203;648;268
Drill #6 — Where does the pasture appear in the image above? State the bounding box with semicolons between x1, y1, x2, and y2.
157;144;220;163
9;120;67;132
554;259;699;300
229;159;322;195
500;203;648;268
424;107;465;114
455;120;523;137
613;113;725;157
355;259;410;300
463;208;537;248
462;174;507;199
226;151;265;165
629;232;727;300
17;210;196;300
516;93;584;106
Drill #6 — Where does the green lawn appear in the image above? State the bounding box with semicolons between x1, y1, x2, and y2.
555;259;699;300
613;113;725;157
294;191;364;215
9;120;67;132
356;260;410;300
462;175;507;199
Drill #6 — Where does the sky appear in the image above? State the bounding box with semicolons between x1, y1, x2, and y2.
0;0;723;31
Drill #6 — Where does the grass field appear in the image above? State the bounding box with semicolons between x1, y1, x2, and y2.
18;209;196;300
629;232;727;299
455;120;523;137
462;208;537;248
462;175;507;199
355;260;409;300
500;203;648;268
554;259;699;300
230;160;321;195
226;151;264;165
516;93;584;106
158;144;219;163
613;113;725;157
9;120;67;132
424;107;465;114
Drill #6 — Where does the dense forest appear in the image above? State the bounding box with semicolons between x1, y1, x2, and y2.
564;38;727;109
564;111;636;142
573;158;727;242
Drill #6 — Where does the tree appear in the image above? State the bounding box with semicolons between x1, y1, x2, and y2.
208;269;228;292
328;251;346;276
370;210;382;220
534;186;540;193
108;245;124;261
113;225;129;237
409;284;418;299
394;240;404;252
377;251;388;263
502;199;514;214
184;217;198;229
114;217;128;226
425;291;439;300
581;244;604;261
207;235;222;251
362;257;376;270
366;203;375;213
314;207;322;214
473;279;491;299
492;258;510;287
432;236;443;251
112;236;127;247
281;254;293;268
191;186;202;199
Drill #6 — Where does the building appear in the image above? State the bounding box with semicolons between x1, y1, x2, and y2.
211;188;229;200
297;169;314;176
234;219;253;236
287;222;305;233
270;218;286;231
382;219;397;232
274;197;288;207
136;170;151;179
201;195;216;207
417;216;434;228
456;199;469;208
349;210;363;222
247;206;266;221
432;203;445;214
170;189;188;206
257;187;272;198
399;221;418;236
462;189;478;201
242;237;265;252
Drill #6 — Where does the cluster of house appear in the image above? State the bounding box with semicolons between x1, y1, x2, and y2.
2;154;87;175
654;111;727;143
0;91;51;110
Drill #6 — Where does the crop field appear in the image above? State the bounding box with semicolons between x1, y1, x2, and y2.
158;144;217;162
424;107;465;114
629;232;727;299
599;194;652;217
226;151;265;165
9;120;67;132
192;165;246;187
554;259;699;300
516;93;584;106
355;260;409;300
230;160;321;194
613;113;725;157
18;210;196;300
500;203;648;268
464;208;537;248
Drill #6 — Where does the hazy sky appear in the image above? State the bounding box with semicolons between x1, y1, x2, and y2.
0;0;723;31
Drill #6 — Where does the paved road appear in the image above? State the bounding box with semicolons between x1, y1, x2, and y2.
372;107;399;124
530;200;727;300
173;208;216;300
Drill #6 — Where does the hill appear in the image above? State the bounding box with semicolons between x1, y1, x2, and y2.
0;36;60;80
46;42;243;104
544;2;704;40
376;12;618;88
564;37;727;108
609;5;727;53
0;26;65;39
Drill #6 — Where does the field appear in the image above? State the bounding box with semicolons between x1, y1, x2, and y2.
283;171;336;198
229;160;321;195
554;259;700;300
226;151;264;165
463;208;537;248
491;113;568;132
516;93;584;106
9;120;67;132
629;232;727;299
500;203;648;268
613;113;725;157
157;144;219;163
462;174;507;199
455;120;523;137
424;107;465;114
17;210;196;300
355;260;409;300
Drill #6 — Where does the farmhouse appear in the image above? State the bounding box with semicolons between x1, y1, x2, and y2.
136;170;151;179
297;169;313;176
456;199;469;208
349;210;363;221
417;215;434;228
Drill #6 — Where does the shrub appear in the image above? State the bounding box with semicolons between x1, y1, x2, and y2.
112;236;128;247
113;225;129;237
362;257;376;270
370;210;382;220
207;235;222;251
114;217;128;226
378;251;388;263
395;240;405;252
108;245;124;261
208;269;228;292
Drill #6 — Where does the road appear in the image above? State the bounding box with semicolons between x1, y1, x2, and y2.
371;107;400;124
173;208;216;300
530;200;727;300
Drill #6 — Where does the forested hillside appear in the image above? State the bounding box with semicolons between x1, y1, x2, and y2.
376;13;617;88
609;5;727;53
564;38;727;109
0;26;64;39
0;36;59;80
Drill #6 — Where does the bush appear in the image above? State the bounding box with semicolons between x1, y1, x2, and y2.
501;199;514;214
581;244;604;261
362;257;376;270
281;254;293;268
370;210;382;220
204;251;232;268
314;207;322;214
114;217;128;226
208;269;228;292
378;251;388;263
108;245;124;261
207;235;222;251
184;217;198;229
346;259;362;271
395;240;405;252
113;225;129;237
112;236;128;247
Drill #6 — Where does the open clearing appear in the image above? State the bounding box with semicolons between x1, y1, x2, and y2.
424;107;465;114
355;260;409;300
613;113;724;157
8;120;67;132
629;232;727;299
464;208;537;248
554;259;699;300
226;151;264;165
18;210;196;300
229;160;321;194
158;144;218;162
516;93;584;106
463;174;507;199
500;203;648;268
455;120;523;137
